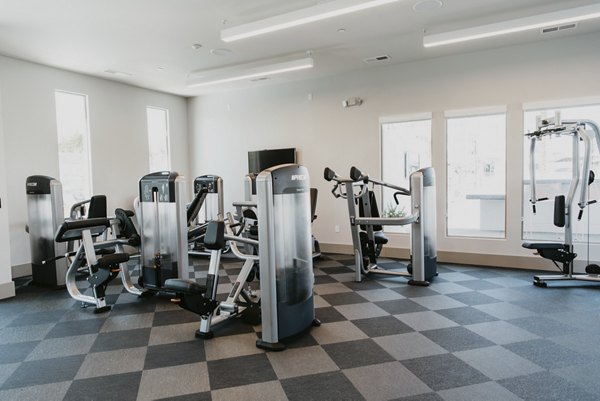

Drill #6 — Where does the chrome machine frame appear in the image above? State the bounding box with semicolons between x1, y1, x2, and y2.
138;171;188;290
165;176;262;338
324;166;437;285
256;164;320;351
58;217;144;311
26;175;67;287
524;112;600;286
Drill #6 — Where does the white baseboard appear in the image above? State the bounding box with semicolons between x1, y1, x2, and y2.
0;280;16;300
12;263;31;278
320;243;557;271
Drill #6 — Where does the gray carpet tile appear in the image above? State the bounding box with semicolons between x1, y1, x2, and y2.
1;253;599;400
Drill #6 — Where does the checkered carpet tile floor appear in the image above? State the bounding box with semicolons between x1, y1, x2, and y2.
1;253;600;401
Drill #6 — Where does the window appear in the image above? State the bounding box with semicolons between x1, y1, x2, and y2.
55;91;92;212
381;116;432;233
147;107;170;172
446;111;506;238
523;104;600;244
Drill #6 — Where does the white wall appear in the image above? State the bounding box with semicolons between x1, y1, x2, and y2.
0;89;16;298
188;31;600;268
0;56;189;271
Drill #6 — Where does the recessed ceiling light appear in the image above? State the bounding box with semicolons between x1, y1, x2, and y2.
221;0;401;42
337;28;347;33
423;2;600;47
210;48;233;56
413;0;442;12
187;57;314;88
191;43;203;50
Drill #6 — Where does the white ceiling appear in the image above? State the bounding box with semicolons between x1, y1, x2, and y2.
1;0;599;97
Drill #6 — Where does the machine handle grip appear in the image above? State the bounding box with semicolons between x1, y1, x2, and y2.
578;210;584;221
42;251;76;265
393;191;406;205
350;166;365;182
331;183;341;198
323;167;336;182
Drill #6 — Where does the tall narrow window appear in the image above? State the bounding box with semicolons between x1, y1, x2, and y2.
147;107;170;172
55;91;92;212
523;104;600;243
381;116;432;233
446;111;506;238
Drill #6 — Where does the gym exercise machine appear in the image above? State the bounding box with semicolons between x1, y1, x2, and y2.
165;164;319;350
188;175;228;256
26;175;67;287
165;175;262;338
138;171;188;290
255;164;320;350
324;166;437;285
522;113;600;287
53;211;144;312
243;173;321;259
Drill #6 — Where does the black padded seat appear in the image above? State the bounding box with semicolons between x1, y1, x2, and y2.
522;242;576;264
164;278;207;294
55;217;111;242
94;253;129;270
522;242;563;250
586;264;600;274
374;231;389;245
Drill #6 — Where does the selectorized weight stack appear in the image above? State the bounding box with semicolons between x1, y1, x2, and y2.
256;164;320;351
26;175;67;287
138;171;188;290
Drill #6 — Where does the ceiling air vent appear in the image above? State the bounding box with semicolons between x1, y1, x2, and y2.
541;22;578;34
363;54;392;64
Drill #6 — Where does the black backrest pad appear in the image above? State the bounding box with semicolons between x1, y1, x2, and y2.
55;217;111;242
359;191;383;231
554;195;566;228
204;221;225;250
88;195;107;218
187;189;207;226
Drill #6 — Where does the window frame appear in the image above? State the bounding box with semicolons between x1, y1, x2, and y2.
379;113;433;234
54;89;94;211
146;106;171;172
444;106;508;239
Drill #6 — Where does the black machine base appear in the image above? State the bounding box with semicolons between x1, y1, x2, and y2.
196;330;214;339
408;279;430;287
93;305;112;314
256;339;286;352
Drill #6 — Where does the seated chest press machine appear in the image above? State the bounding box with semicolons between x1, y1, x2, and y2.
324;166;437;285
164;164;320;350
53;211;144;312
522;113;600;286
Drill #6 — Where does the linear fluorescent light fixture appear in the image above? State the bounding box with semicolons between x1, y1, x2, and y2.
221;0;400;42
423;3;600;48
187;57;314;88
